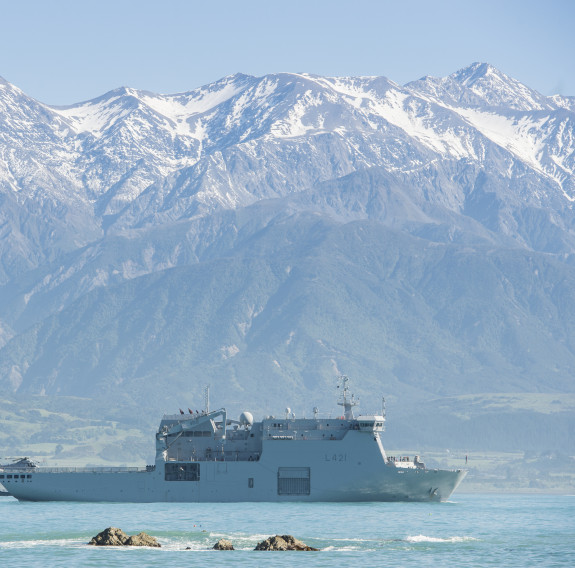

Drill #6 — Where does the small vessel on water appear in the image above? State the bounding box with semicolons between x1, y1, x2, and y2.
3;378;466;502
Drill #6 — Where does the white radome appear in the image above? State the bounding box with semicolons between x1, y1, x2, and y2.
239;411;253;426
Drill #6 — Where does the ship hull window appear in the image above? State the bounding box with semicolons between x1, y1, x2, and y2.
165;463;200;481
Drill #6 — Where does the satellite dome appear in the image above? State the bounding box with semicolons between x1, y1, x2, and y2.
239;411;253;426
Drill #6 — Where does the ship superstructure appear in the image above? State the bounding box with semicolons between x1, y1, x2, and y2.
0;458;37;496
2;378;466;502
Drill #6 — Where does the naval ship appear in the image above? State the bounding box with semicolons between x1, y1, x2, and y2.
2;378;466;502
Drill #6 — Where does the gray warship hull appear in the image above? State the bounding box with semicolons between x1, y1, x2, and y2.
3;380;466;502
3;431;465;502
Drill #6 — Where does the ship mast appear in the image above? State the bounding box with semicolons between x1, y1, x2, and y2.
337;375;359;419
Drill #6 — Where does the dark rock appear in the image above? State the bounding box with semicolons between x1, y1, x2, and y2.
88;527;161;547
254;535;319;551
88;527;128;546
125;532;161;547
213;538;235;550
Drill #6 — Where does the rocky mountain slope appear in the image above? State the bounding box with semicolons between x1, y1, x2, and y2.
0;63;574;459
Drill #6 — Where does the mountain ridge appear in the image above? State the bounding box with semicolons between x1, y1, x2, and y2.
0;63;574;458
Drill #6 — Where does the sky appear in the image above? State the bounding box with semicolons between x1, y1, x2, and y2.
0;0;574;105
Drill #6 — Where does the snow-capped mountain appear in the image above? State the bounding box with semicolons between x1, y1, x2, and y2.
1;63;573;259
1;63;574;300
0;64;574;455
2;63;574;226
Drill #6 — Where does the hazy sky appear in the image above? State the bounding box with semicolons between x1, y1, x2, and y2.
1;0;573;105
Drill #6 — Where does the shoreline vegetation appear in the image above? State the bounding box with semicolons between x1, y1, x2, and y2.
427;449;575;494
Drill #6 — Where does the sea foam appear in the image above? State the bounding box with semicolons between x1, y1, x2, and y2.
405;535;477;543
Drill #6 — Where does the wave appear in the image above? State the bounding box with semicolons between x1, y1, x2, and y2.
325;537;373;542
321;545;364;551
405;535;477;543
209;531;272;540
0;538;84;549
1;532;478;552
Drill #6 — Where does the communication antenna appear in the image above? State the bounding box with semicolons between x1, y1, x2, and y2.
381;397;386;431
204;384;210;413
337;375;359;419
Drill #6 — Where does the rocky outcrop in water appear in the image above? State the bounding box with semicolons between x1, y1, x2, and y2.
213;538;235;550
88;527;161;547
254;535;319;551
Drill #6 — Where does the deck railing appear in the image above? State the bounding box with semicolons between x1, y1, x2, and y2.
4;466;154;474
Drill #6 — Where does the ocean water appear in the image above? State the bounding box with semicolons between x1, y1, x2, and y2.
1;493;573;567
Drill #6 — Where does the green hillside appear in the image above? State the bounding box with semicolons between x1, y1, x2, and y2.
1;213;574;461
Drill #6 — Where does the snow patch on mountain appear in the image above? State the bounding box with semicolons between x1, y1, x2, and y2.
140;81;249;137
450;62;554;111
270;90;326;138
458;110;547;171
370;89;475;159
55;94;133;135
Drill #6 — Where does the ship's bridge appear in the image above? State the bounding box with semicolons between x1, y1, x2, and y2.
355;415;385;432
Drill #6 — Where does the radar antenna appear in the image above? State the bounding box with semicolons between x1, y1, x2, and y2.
381;396;386;431
337;375;359;419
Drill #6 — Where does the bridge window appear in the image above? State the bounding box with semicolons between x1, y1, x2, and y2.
182;430;212;437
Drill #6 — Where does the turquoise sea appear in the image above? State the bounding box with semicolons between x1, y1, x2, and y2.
1;493;573;567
